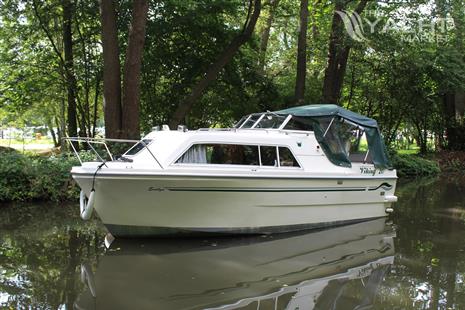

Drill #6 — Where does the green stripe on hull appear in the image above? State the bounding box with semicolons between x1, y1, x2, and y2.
147;183;393;193
166;187;365;192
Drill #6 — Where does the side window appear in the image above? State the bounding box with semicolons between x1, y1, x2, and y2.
176;144;299;168
176;144;259;165
210;144;259;165
260;146;278;166
279;147;300;167
284;118;313;131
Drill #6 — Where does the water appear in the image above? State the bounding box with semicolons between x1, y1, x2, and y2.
1;176;465;309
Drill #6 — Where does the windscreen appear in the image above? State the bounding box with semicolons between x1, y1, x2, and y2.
124;139;153;156
254;114;286;129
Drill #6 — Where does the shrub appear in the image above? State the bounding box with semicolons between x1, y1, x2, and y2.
0;152;80;202
0;152;35;201
29;155;80;201
391;154;441;178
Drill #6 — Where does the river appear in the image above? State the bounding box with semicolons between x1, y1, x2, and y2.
1;176;465;309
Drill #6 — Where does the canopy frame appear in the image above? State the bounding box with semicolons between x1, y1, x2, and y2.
274;105;392;170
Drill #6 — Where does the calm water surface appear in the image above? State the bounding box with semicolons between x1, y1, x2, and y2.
1;176;465;309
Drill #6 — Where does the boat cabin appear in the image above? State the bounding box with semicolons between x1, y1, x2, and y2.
119;105;392;172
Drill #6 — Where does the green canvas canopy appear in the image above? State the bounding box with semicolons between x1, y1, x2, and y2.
275;104;392;170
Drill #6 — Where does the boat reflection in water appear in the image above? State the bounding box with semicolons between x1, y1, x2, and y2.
75;218;395;310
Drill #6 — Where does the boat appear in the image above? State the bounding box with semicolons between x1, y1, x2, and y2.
74;218;396;309
68;104;398;237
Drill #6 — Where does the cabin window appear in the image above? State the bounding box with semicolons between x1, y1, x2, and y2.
260;146;278;166
177;144;300;168
177;144;259;165
176;144;208;164
279;147;300;167
124;139;153;156
283;117;314;131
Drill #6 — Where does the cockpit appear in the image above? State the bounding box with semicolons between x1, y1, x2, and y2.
235;105;392;170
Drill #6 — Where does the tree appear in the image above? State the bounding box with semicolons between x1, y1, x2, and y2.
168;0;262;128
32;0;81;139
121;0;149;139
294;0;309;104
100;0;149;139
62;0;77;138
322;0;368;104
100;0;121;139
258;0;280;73
0;0;102;143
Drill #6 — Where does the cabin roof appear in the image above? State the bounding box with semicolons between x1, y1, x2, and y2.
142;129;316;166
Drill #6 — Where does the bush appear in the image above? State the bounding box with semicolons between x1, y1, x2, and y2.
0;146;18;154
0;152;80;202
391;154;441;178
0;152;34;201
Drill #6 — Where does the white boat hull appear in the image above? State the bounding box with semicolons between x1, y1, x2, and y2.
73;173;397;237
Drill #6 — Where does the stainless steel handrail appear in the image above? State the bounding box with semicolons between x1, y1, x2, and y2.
63;137;163;168
65;137;124;165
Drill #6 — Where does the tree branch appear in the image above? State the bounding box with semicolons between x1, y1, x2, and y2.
169;0;262;128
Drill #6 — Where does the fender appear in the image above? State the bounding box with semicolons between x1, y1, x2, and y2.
80;190;95;220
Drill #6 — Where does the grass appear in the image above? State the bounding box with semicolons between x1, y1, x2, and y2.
0;138;55;151
397;149;419;155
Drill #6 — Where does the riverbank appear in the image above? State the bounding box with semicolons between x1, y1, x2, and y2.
0;147;462;202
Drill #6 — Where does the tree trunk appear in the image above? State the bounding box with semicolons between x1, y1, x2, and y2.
443;92;460;150
100;0;122;138
59;97;66;146
294;0;309;104
48;122;59;147
258;0;280;72
169;0;262;128
62;0;78;138
121;0;149;140
322;0;368;104
92;72;101;137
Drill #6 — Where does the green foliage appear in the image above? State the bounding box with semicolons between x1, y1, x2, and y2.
0;146;18;154
139;0;285;129
0;153;33;201
1;0;465;157
0;0;102;139
0;153;79;202
391;154;441;178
